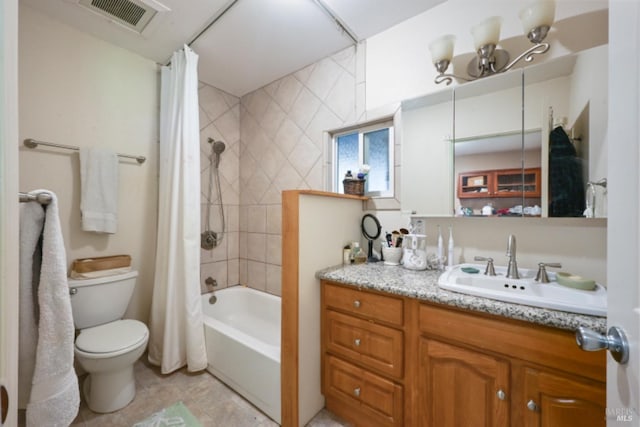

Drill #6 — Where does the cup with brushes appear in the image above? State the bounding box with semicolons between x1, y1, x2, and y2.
382;228;407;265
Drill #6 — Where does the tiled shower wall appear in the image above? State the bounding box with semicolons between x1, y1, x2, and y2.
199;45;363;296
198;82;241;293
239;46;361;296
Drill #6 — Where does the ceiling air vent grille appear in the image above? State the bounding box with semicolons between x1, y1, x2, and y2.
91;0;147;26
78;0;166;33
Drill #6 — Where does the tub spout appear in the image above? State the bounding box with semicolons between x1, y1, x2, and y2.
205;277;217;304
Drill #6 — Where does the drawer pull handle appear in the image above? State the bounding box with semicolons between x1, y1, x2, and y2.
496;389;506;400
354;339;361;347
353;387;361;397
527;400;538;412
353;300;361;308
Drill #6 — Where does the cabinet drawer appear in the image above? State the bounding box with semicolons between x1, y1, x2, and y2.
325;355;403;427
323;282;404;326
326;310;404;378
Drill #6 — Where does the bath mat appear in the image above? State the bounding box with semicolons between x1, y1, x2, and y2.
132;401;202;427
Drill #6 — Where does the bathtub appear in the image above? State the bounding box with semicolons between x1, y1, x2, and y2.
201;286;281;424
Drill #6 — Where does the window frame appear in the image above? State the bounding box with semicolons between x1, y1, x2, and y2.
331;119;395;198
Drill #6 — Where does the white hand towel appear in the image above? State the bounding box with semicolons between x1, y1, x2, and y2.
25;191;80;427
79;147;119;234
18;200;45;409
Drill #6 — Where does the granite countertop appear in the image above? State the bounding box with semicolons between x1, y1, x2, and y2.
316;263;607;334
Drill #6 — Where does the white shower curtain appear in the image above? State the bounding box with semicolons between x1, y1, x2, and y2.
148;45;207;374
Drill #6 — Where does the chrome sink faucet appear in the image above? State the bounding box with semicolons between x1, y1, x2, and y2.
506;234;520;279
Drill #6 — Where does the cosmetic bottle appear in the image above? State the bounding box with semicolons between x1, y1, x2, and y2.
447;226;454;269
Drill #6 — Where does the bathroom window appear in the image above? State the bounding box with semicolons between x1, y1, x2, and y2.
332;120;394;197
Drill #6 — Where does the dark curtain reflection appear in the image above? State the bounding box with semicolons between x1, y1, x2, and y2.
548;126;585;217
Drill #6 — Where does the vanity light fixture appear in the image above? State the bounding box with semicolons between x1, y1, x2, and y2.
429;0;555;85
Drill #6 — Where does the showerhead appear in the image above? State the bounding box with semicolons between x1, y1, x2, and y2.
212;141;226;155
207;138;226;168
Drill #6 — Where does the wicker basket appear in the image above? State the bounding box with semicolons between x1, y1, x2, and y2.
343;179;365;196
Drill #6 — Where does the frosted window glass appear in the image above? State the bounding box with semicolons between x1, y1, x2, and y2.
364;128;390;193
336;132;359;192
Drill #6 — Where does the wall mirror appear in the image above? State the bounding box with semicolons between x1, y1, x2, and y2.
453;44;607;218
401;44;608;219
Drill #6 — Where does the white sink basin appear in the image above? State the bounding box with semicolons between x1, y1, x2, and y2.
438;264;607;316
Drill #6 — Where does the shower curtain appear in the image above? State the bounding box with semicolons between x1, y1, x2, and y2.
148;45;207;374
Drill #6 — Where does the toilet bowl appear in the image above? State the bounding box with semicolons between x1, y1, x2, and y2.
68;271;149;413
74;319;149;413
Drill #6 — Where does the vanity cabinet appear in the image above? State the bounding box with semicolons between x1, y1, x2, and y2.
418;303;605;427
458;167;541;199
320;281;605;427
321;282;405;427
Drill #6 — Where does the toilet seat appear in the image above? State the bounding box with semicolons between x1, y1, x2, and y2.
76;319;148;354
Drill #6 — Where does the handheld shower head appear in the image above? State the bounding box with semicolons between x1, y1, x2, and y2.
207;138;226;168
212;141;226;155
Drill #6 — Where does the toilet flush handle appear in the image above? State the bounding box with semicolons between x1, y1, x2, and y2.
69;288;78;296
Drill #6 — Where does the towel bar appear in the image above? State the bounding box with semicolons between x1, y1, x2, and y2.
19;191;52;205
23;138;146;164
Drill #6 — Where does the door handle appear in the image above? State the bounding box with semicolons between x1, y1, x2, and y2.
576;326;629;364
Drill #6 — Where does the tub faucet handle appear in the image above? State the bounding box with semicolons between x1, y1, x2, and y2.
205;277;217;288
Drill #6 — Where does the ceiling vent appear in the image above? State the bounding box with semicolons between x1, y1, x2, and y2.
78;0;169;33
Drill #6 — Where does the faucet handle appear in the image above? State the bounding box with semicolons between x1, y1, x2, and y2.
474;256;496;276
205;277;218;288
535;262;562;283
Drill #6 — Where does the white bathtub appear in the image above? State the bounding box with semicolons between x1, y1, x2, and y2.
201;286;281;424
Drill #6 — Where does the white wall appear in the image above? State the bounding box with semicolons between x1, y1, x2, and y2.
18;4;159;322
298;194;364;426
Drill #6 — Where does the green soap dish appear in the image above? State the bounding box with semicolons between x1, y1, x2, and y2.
461;267;480;274
555;272;596;290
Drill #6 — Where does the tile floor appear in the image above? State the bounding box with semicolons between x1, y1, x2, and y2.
20;357;350;426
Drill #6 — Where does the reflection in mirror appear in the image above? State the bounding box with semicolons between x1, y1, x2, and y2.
454;130;542;216
401;89;454;216
453;70;536;217
452;44;607;218
524;45;608;218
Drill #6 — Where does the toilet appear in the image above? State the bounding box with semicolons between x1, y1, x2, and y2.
68;270;149;413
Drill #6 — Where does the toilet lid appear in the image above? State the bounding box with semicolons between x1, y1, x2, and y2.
76;319;148;354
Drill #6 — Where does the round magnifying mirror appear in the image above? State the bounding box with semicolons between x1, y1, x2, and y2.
361;214;382;262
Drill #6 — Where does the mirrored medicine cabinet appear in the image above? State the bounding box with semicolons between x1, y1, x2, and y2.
401;44;608;219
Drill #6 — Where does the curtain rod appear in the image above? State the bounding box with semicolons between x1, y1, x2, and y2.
162;0;358;67
163;0;241;66
23;138;146;164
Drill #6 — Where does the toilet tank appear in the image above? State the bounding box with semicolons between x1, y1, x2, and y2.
68;271;138;329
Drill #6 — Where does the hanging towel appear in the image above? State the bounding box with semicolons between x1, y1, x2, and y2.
25;191;80;426
18;200;45;409
79;147;119;233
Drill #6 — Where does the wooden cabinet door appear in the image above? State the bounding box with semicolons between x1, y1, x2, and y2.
418;339;510;427
523;367;605;427
457;171;493;198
